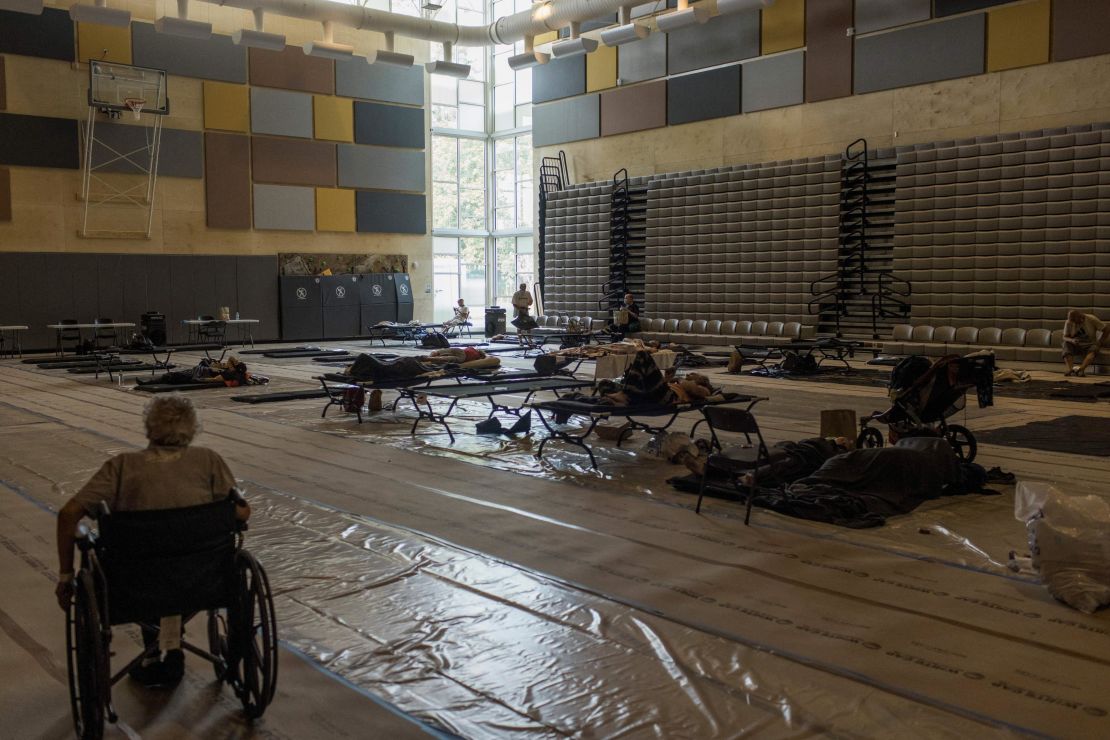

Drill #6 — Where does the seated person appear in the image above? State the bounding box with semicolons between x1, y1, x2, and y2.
54;395;250;687
511;284;537;339
443;299;471;334
1062;309;1109;377
608;293;641;337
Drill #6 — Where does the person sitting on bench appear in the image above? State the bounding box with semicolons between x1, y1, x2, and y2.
443;299;471;334
54;395;250;687
1062;309;1109;377
608;293;641;338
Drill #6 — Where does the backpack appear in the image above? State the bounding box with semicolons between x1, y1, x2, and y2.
421;332;450;349
342;387;366;413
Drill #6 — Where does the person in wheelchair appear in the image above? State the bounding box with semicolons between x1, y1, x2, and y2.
55;394;250;688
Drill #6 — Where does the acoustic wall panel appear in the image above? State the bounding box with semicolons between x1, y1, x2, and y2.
987;0;1050;72
314;96;354;142
335;60;424;106
0;8;74;62
586;44;617;93
532;56;586;104
935;0;1009;16
355;191;426;234
761;0;805;54
600;80;666;137
316;187;355;232
855;13;985;94
132;24;246;83
0;167;9;222
0;56;5;110
117;254;150;323
805;0;852;102
96;253;125;321
0;113;79;169
204;132;251;229
248;46;334;94
853;0;930;35
617;31;666;84
250;88;313;138
253;184;315;231
146;256;173;340
337;145;425;192
203;82;250;132
236;256;280;341
666;9;760;75
251;137;336;187
78;22;131;64
85;124;203;178
353;101;425;148
0;255;16;329
667;66;740;126
742;50;804;113
1052;0;1110;62
532;94;600;146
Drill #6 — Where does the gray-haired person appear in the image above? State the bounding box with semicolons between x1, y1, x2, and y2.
1062;309;1110;377
54;394;249;687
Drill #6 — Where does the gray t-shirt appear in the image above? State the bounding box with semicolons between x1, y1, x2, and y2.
73;445;236;515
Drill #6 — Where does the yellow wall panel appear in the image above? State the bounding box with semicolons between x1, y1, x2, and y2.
313;96;354;142
202;82;249;132
987;0;1050;72
77;22;132;65
316;188;355;232
534;31;558;46
586;44;617;93
761;0;805;55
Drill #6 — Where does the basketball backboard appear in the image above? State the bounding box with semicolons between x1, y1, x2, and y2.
88;61;169;116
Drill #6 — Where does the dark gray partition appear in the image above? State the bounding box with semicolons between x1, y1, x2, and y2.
280;276;323;340
394;273;414;322
854;14;985;94
0;253;20;329
854;0;931;34
86;124;203;178
617;31;667;84
118;255;151;323
742;51;804;113
145;256;173;339
131;23;247;83
96;254;125;322
667;66;741;126
20;253;73;350
211;257;238;321
532;56;586;104
666;9;760;75
358;273;397;328
337;145;425;192
335;60;424;106
0;113;79;169
169;256;197;344
355;191;427;234
322;276;362;337
532;95;600;147
0;7;74;62
70;254;100;323
235;256;279;341
353;101;425;148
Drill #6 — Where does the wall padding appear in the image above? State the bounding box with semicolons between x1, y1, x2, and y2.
353;101;425;148
934;0;1009;16
204;132;251;229
586;44;618;93
0;8;74;62
337;145;425;192
335;60;424;105
0;113;79;169
355;191;426;234
616;31;666;84
132;23;246;83
854;13;985;94
532;94;600;146
742;50;804;113
248;46;334;95
252;137;336;187
253;184;315;231
667;66;740;126
853;0;930;34
77;22;132;64
0;167;10;222
315;187;355;232
761;0;805;55
666;9;760;75
804;0;852;102
86;123;203;178
1052;0;1110;62
987;0;1050;72
203;81;250;132
600;80;666;137
250;88;314;138
532;56;586;104
0;56;5;111
313;96;354;142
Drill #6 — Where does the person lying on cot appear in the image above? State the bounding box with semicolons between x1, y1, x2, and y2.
54;395;250;688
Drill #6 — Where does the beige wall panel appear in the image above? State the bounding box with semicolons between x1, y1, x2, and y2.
1;56;87;120
891;75;1001;136
721;104;806;158
998;53;1110;123
163;76;204;131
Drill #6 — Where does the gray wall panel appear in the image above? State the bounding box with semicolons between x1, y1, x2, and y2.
253;184;315;231
617;31;667;84
742;50;804;113
355;191;426;234
337;145;425;191
855;14;985;93
353;101;425;148
131;23;246;83
250;88;313;139
532;95;600;147
236;256;280;341
86;124;203;178
532;56;586;104
667;66;740;125
335;60;424;105
935;0;1009;16
667;9;760;75
854;0;931;34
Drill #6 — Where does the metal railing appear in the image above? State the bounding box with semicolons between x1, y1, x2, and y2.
870;272;912;339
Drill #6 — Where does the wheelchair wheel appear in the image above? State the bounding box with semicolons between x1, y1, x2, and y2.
232;550;278;719
66;571;109;740
944;424;977;463
207;610;231;683
856;427;884;450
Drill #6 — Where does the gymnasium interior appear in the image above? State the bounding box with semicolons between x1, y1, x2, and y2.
1;0;1109;737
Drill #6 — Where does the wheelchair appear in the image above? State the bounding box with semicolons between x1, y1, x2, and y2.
65;493;278;739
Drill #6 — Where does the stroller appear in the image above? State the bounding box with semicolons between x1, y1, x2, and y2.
857;353;995;462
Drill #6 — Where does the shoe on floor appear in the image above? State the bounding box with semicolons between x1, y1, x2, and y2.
129;649;184;688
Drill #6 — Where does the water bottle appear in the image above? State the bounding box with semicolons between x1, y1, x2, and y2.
235;311;240;320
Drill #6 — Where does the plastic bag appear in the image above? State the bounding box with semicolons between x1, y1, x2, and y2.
1014;481;1110;613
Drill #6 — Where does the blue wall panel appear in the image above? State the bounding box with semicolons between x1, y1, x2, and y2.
0;113;79;169
337;145;425;191
935;0;1010;16
86;123;203;178
335;60;424;105
667;65;740;125
532;56;586;104
854;0;931;34
617;31;667;84
855;13;986;93
132;23;246;83
355;191;426;234
667;9;760;75
353;101;425;148
0;7;74;61
532;94;600;146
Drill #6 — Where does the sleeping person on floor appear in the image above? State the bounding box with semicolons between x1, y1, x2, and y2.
147;355;267;387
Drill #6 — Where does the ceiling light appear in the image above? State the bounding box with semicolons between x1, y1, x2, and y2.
600;22;649;46
507;50;549;70
655;5;710;31
304;40;355;60
715;0;774;14
550;36;597;58
69;1;131;28
369;49;415;66
232;28;286;50
425;60;471;78
154;16;212;38
0;0;43;14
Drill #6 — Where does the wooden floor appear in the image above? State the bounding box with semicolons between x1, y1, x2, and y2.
1;343;1108;738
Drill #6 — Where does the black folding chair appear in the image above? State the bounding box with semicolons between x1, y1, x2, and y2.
695;405;772;525
198;315;227;344
93;318;118;349
56;319;82;355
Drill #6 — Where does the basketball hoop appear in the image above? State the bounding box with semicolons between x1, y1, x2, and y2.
123;97;146;120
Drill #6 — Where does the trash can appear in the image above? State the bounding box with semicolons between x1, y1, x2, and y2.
485;306;507;337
